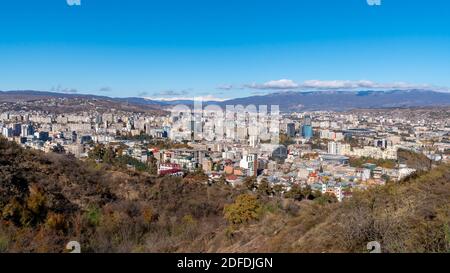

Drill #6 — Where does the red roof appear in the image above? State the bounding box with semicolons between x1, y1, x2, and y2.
226;174;238;181
159;169;182;175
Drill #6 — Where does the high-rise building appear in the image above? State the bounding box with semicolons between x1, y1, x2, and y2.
71;131;78;142
38;131;50;142
2;127;13;138
328;141;338;154
302;115;313;139
286;123;296;137
12;123;21;137
249;135;258;148
20;125;28;137
303;115;312;126
95;115;103;124
21;124;34;137
374;139;387;149
302;125;313;139
240;153;258;176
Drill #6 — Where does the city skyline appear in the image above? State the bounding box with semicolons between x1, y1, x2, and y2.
1;0;450;100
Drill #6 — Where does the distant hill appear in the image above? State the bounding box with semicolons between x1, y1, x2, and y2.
0;90;110;101
0;90;166;114
1;89;450;111
221;90;450;111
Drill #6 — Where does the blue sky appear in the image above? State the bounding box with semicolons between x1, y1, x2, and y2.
1;0;449;100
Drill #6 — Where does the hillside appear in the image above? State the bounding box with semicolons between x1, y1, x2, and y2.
0;90;166;114
0;137;240;252
398;148;433;171
0;137;449;253
2;89;450;111
206;164;450;253
222;90;450;111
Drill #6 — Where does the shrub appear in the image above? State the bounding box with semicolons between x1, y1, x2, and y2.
0;233;9;253
142;207;157;225
85;206;102;227
224;194;261;227
27;186;47;215
46;213;68;232
314;193;338;205
182;214;196;225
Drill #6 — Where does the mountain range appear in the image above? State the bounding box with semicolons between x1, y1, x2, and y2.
1;89;450;111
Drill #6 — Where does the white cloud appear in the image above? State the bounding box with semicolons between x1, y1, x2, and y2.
243;79;449;92
51;85;78;94
301;80;434;90
245;79;299;90
145;95;228;102
151;90;189;97
217;84;234;90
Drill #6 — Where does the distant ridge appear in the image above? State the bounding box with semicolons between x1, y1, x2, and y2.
1;89;450;111
0;90;163;106
217;89;450;111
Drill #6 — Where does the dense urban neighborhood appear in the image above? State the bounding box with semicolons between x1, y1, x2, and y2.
1;98;448;204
